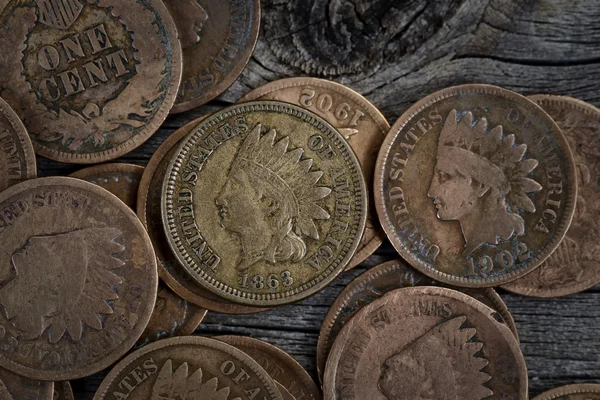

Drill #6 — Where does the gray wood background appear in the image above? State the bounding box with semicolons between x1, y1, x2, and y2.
35;0;600;397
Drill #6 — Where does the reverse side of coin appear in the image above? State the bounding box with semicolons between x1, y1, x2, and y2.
375;84;577;287
0;177;158;380
166;0;260;113
532;384;600;400
93;336;283;400
240;78;389;268
0;368;53;400
53;381;74;400
323;286;528;400
503;95;600;297
0;0;182;163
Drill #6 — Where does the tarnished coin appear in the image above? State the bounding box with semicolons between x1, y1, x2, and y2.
217;335;321;400
53;381;74;400
93;336;283;400
162;101;367;306
0;177;158;380
277;382;296;400
0;0;182;163
323;286;528;400
166;0;260;113
0;368;53;400
240;78;389;268
375;84;577;287
532;384;600;400
503;95;600;297
316;258;519;384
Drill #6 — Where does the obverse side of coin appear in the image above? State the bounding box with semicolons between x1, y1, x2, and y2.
503;95;600;297
0;177;158;380
240;78;389;268
93;336;283;400
163;102;367;306
0;368;53;400
323;287;528;400
166;0;260;113
53;381;74;400
375;84;577;287
0;0;182;163
532;384;600;399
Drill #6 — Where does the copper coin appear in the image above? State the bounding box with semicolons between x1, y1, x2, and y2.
167;0;260;113
240;78;389;269
323;286;528;399
0;177;158;380
316;258;519;384
375;84;577;287
503;95;600;297
93;336;283;399
0;0;182;163
277;382;296;400
532;384;600;400
0;97;36;192
217;335;321;400
137;116;268;314
162;101;367;306
0;368;53;400
53;381;74;400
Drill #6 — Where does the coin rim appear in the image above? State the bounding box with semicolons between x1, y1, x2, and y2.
0;96;36;183
70;163;145;182
531;383;600;399
55;381;74;400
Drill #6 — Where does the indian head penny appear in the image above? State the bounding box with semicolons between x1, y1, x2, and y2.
375;84;577;287
0;0;182;163
532;384;600;400
0;368;53;400
0;177;158;380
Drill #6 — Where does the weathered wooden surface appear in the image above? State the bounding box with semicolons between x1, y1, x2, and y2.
33;0;600;397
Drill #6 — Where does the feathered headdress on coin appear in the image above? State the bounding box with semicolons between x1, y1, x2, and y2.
151;360;231;400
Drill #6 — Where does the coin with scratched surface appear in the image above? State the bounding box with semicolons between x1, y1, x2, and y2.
240;78;389;268
0;177;158;380
53;381;74;400
0;0;182;163
375;84;577;287
503;95;600;297
532;384;600;400
323;286;527;400
93;336;283;400
0;368;53;400
162;101;367;306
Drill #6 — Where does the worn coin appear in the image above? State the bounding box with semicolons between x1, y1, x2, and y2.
532;384;600;399
316;258;519;384
166;0;260;113
277;382;296;400
162;101;367;306
217;335;321;400
0;177;158;380
0;0;182;163
0;368;53;400
93;336;283;399
503;95;600;297
375;84;577;287
240;78;389;268
53;381;74;400
323;286;528;400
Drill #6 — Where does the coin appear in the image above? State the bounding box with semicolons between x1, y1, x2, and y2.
0;97;36;193
0;0;182;163
277;382;296;400
92;336;283;399
53;381;74;400
323;286;527;399
0;368;53;400
532;384;600;399
503;95;600;297
375;84;577;287
166;0;260;113
217;335;321;400
0;177;158;380
240;78;389;268
162;101;367;306
316;258;519;384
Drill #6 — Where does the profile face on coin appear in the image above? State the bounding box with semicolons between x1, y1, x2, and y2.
532;384;600;400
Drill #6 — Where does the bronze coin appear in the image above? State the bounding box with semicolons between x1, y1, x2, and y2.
316;258;519;384
323;286;528;399
0;177;158;380
0;368;53;400
375;84;577;287
532;384;600;400
277;382;296;400
240;78;389;269
166;0;260;113
217;335;321;400
93;336;283;399
53;381;74;400
162;101;367;306
0;97;36;193
0;0;182;163
503;95;600;297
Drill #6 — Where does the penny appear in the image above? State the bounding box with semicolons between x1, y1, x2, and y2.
323;286;528;399
240;78;389;269
375;84;577;287
316;258;519;384
0;368;53;400
0;177;158;380
92;336;283;400
0;0;182;163
166;0;260;113
53;381;74;400
532;384;600;400
277;382;296;400
162;101;367;306
503;95;600;297
217;335;321;400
